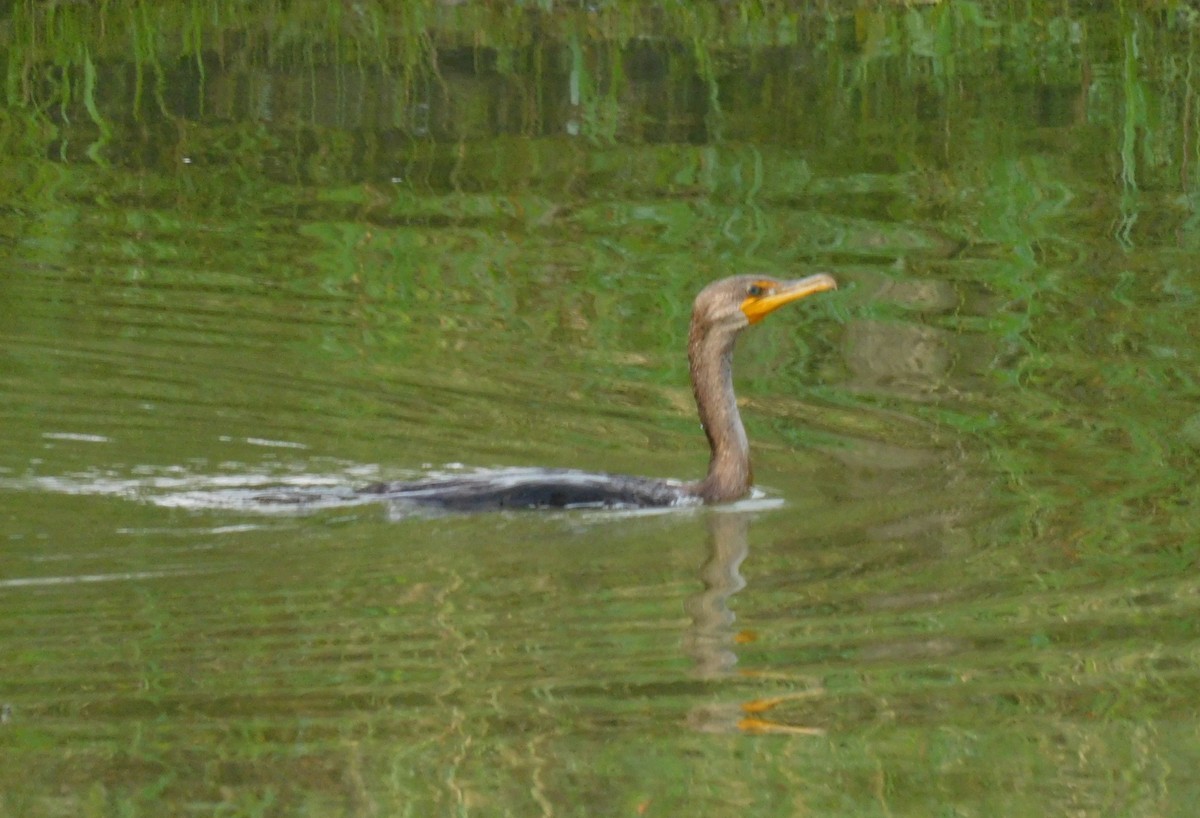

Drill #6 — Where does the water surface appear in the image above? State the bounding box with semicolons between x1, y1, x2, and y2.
2;4;1199;816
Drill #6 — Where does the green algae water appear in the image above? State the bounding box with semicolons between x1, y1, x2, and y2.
2;3;1199;816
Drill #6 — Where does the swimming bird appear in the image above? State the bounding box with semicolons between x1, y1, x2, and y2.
360;273;837;510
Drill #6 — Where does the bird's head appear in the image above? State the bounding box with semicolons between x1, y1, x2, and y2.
692;273;838;334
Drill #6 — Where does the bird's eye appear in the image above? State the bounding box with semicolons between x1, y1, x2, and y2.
748;284;764;297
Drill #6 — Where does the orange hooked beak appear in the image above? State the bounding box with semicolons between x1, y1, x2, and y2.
740;273;838;324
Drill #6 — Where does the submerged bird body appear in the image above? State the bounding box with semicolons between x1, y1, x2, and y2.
363;273;836;510
357;467;686;511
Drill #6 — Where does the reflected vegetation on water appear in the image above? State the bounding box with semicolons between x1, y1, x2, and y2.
2;2;1200;816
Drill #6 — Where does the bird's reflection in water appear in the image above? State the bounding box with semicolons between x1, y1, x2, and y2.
683;511;750;678
684;510;825;736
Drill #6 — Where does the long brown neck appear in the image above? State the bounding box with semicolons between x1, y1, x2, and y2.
688;318;751;503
